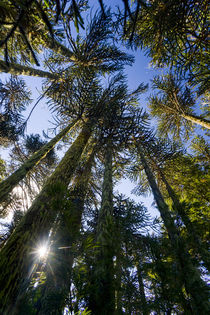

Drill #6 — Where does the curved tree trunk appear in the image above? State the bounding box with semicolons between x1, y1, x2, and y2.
36;144;96;314
181;113;210;129
0;60;58;79
0;120;92;314
137;144;210;314
0;120;78;208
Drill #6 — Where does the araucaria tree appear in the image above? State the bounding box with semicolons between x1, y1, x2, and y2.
0;2;209;314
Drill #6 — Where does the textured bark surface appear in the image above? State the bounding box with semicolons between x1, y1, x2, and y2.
0;121;92;314
0;120;77;208
36;146;96;314
159;169;210;271
115;252;123;315
136;261;148;315
181;113;210;129
90;143;115;315
44;36;76;61
0;60;58;79
137;145;210;314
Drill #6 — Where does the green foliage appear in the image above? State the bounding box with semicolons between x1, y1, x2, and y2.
124;0;209;94
149;74;196;139
24;133;57;166
0;0;88;65
0;75;31;146
7;133;58;197
0;2;209;314
77;308;92;315
0;157;6;182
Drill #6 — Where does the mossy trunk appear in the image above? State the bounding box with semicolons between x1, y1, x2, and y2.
0;59;58;79
114;229;123;315
115;253;123;315
36;146;96;314
159;168;210;271
43;36;99;67
44;36;76;61
97;143;114;237
0;120;77;209
0;121;92;314
150;241;194;314
137;144;210;314
90;143;115;315
181;113;210;130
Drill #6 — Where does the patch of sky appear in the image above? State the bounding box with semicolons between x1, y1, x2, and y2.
0;0;164;227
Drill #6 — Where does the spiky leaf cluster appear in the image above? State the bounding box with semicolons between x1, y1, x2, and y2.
0;75;31;145
123;0;209;94
149;74;196;139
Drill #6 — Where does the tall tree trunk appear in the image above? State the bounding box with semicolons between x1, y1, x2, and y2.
36;145;96;314
0;120;78;208
44;36;76;61
181;113;210;129
0;121;92;314
137;144;210;314
115;253;123;315
150;241;193;314
0;60;58;79
89;143;115;315
136;258;148;315
158;168;210;271
114;223;123;315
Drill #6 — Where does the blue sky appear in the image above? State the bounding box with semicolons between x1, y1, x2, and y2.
0;1;165;220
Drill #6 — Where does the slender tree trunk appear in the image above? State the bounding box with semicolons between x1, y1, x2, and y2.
0;60;58;79
159;168;210;271
44;36;76;61
150;243;193;314
90;143;115;315
36;145;96;314
114;233;123;315
0;121;92;314
136;260;148;315
181;113;210;129
115;254;123;315
137;144;210;314
43;36;101;67
0;120;78;208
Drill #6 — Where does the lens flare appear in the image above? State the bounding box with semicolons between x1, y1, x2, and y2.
37;244;48;259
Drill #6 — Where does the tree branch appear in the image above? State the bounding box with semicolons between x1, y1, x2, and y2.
0;60;58;79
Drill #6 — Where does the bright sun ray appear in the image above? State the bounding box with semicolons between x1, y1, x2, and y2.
37;245;48;259
33;241;50;261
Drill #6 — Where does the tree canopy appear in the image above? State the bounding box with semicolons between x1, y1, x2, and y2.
0;1;209;314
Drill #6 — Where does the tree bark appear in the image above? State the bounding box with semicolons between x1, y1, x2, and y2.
159;168;210;271
0;120;78;208
0;60;58;79
44;36;76;62
181;113;210;130
0;120;92;314
97;143;114;236
36;145;96;314
136;260;148;315
137;144;210;314
115;253;123;315
90;143;115;315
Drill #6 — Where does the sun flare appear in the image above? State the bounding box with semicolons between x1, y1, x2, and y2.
37;245;48;259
